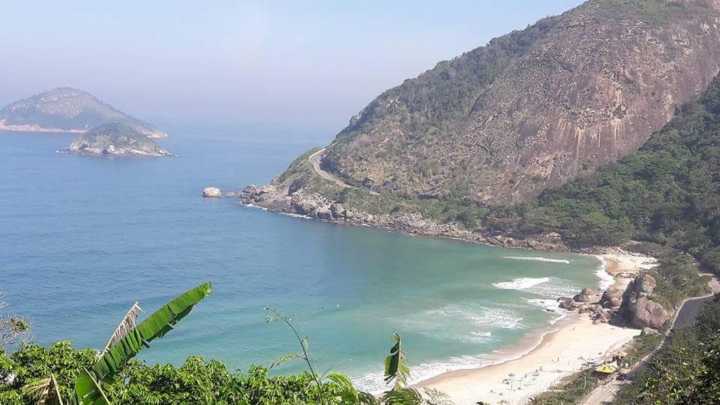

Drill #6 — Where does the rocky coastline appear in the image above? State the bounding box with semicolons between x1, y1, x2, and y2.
236;183;569;251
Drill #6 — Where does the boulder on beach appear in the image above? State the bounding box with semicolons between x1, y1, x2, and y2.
202;187;222;198
573;287;600;303
621;273;670;330
600;286;624;309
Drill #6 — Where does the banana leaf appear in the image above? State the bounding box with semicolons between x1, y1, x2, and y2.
92;282;212;381
384;333;409;388
73;369;109;405
99;302;142;357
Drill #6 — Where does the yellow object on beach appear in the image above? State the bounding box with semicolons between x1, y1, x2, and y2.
594;363;618;374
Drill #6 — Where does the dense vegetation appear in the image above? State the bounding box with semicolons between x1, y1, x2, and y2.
614;295;720;404
0;344;347;404
485;74;720;273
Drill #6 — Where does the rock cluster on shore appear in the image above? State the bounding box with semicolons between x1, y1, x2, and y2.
559;272;670;330
557;288;612;324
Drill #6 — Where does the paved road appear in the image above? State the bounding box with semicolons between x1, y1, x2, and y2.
672;295;714;329
308;148;379;195
308;148;351;189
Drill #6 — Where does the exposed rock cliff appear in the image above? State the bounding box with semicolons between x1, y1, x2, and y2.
66;123;171;157
264;0;720;213
0;87;167;138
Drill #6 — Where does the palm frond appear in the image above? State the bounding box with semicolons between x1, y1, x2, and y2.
22;374;64;405
382;387;422;405
326;373;378;405
98;302;142;357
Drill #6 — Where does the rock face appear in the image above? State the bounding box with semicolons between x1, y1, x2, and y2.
202;187;223;198
0;87;167;138
273;0;720;207
67;123;171;157
600;285;625;310
574;288;600;303
621;273;670;330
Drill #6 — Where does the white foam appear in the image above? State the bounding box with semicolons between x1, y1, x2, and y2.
280;212;311;220
493;277;550;290
353;353;496;394
526;298;567;325
504;256;570;264
244;203;268;211
594;256;615;290
424;305;524;331
397;305;522;347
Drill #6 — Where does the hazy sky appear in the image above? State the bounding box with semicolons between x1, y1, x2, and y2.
0;1;583;134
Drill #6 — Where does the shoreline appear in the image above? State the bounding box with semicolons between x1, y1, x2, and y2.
413;250;650;405
235;199;653;403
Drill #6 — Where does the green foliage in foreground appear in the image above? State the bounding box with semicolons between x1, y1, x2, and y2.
614;295;720;404
0;343;342;404
484;74;720;272
0;285;442;405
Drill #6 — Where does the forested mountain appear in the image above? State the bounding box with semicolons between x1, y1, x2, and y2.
317;0;720;205
0;87;167;138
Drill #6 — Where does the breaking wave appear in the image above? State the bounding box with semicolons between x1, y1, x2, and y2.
504;256;571;264
492;277;550;290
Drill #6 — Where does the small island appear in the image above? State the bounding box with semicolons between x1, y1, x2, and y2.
65;122;171;157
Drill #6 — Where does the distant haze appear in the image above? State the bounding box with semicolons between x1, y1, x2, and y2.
0;1;582;137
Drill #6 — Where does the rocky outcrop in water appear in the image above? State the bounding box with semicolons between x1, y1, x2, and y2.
66;123;171;158
202;187;223;198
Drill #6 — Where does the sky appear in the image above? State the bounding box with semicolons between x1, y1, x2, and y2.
0;1;584;135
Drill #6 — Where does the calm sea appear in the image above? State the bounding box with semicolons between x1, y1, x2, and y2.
0;127;602;390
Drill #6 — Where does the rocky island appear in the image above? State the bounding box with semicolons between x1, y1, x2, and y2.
66;122;171;157
0;87;167;138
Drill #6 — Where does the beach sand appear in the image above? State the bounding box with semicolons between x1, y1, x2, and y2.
417;250;652;405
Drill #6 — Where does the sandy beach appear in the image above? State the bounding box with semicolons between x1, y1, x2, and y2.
418;249;652;405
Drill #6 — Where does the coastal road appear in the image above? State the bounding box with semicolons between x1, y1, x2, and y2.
308;148;379;195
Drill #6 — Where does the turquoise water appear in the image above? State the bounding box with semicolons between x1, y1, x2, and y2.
1;128;602;390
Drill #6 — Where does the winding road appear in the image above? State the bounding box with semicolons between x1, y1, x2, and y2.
308;148;379;195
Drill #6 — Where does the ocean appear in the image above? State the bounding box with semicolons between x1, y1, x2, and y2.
0;127;602;391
